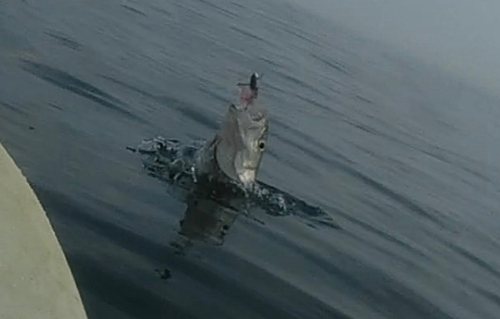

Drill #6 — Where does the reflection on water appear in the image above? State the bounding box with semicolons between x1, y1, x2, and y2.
173;176;245;253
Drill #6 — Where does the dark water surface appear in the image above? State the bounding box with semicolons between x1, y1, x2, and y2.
1;0;500;318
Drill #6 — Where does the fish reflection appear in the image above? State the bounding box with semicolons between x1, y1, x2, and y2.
169;175;252;255
178;176;246;246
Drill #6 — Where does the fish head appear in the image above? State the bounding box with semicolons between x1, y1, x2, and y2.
215;74;268;186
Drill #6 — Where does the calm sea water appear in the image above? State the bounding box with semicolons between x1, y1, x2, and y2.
1;0;500;318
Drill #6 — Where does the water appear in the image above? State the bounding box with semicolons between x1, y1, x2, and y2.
1;0;500;318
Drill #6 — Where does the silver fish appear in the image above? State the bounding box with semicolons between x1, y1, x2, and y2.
200;73;268;186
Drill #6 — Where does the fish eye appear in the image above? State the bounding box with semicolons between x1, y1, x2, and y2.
258;141;266;150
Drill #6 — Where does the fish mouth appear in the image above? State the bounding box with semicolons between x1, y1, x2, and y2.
237;169;257;185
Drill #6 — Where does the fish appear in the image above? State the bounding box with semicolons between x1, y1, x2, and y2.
198;73;269;186
131;73;338;251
